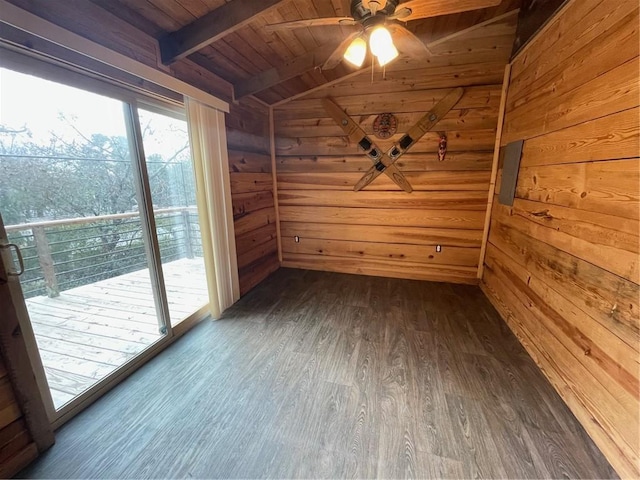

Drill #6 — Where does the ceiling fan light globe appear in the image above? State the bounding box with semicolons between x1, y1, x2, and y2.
376;43;399;67
370;26;398;66
369;26;394;57
343;36;367;67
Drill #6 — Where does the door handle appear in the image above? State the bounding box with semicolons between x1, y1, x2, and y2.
0;243;25;276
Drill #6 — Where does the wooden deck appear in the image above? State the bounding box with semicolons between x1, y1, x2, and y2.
24;258;208;409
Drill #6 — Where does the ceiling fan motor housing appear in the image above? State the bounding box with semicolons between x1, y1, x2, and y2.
351;0;400;21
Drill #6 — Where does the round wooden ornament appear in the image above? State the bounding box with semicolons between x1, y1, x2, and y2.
372;113;398;139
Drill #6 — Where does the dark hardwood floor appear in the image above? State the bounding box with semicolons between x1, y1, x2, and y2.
19;268;617;479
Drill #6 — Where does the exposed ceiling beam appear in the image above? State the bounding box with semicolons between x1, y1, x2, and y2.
159;0;286;65
271;67;369;107
427;9;519;47
234;41;342;99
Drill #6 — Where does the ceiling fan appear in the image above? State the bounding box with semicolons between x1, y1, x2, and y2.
265;0;502;69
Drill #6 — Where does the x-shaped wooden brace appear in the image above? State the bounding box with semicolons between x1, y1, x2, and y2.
322;87;464;192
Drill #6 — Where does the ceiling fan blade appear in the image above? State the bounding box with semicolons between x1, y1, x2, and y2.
388;23;431;61
389;7;412;20
264;17;357;31
322;32;363;70
396;0;502;21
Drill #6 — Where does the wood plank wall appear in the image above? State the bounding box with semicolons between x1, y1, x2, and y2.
480;1;639;477
0;356;39;477
227;100;279;295
272;17;516;283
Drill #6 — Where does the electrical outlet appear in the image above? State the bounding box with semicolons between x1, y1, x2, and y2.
294;236;300;243
436;245;442;253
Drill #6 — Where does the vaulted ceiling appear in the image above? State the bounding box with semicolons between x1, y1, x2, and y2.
86;0;520;105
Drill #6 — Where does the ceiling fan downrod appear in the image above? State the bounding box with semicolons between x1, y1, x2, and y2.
361;0;387;15
351;0;399;20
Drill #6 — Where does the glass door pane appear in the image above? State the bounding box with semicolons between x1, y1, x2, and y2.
137;108;208;325
0;67;167;410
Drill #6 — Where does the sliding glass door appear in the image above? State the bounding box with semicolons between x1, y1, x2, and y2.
0;64;207;417
137;108;208;325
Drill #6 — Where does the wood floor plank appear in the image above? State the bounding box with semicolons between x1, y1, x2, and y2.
19;269;618;479
446;393;509;478
36;350;118;380
345;338;381;478
33;323;149;354
34;336;133;367
28;312;160;344
42;367;100;397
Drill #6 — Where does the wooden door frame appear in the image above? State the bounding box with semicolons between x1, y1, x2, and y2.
0;216;55;452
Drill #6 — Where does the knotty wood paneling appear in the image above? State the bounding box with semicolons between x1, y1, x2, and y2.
0;358;39;478
277;171;492;191
481;1;639;477
273;16;516;284
227;102;279;295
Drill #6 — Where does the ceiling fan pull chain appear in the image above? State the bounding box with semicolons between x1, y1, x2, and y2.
371;55;375;84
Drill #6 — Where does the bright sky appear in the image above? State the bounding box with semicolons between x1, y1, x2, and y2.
0;67;127;141
0;67;189;159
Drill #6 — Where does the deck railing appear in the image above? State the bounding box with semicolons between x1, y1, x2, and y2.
5;207;202;298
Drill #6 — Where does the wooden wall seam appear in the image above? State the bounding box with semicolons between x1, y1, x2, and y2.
477;64;511;279
228;103;280;295
269;107;283;263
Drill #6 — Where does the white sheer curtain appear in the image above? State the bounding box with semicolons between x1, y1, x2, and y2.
185;97;239;318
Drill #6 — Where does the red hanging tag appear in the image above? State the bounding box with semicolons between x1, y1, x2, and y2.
438;133;447;161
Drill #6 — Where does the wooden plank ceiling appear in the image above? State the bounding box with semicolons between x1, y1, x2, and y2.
89;0;520;105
